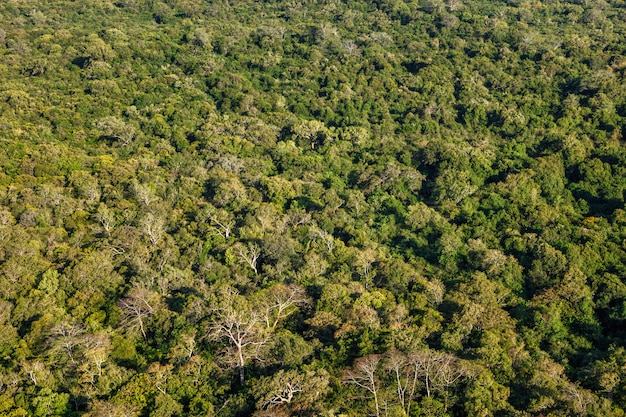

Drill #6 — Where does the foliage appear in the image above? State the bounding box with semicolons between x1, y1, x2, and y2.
0;0;626;415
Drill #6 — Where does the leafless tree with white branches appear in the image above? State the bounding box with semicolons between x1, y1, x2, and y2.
206;291;270;384
235;242;261;274
343;354;382;417
118;287;162;341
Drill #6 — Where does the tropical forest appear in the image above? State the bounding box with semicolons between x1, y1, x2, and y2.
1;0;626;415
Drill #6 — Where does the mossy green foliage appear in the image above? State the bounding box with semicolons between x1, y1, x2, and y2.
1;0;626;415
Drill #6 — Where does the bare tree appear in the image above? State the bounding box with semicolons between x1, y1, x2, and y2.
259;283;311;331
47;321;86;364
260;370;304;409
206;290;269;384
310;227;335;253
95;204;116;237
253;369;330;414
22;360;47;387
118;287;162;341
355;247;378;288
407;349;466;410
343;354;382;417
139;212;165;246
169;332;197;363
148;362;173;395
96;116;135;146
235;242;261;274
206;206;235;239
407;349;441;398
77;332;112;389
564;383;594;417
384;350;419;417
131;179;159;207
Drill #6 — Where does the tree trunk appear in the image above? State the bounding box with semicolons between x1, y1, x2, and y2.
239;365;245;385
238;347;245;384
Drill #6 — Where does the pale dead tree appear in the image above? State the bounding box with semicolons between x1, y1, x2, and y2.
156;247;173;273
0;370;20;396
434;353;466;394
170;332;197;362
300;251;330;279
106;243;126;256
310;227;335;253
206;293;269;384
254;369;331;414
343;354;382;417
342;40;361;57
263;382;302;408
285;208;312;228
47;321;86;364
118;287;162;341
259;284;311;331
0;206;15;226
438;359;464;388
148;362;173;395
182;333;197;358
95;204;115;237
139;212;165;246
318;22;339;42
132;180;157;207
446;0;464;11
564;383;594;417
261;371;304;409
206;208;234;239
256;204;280;232
275;207;312;234
96;116;135;146
406;349;466;410
407;349;445;398
384;350;419;417
235;242;261;274
22;360;47;386
355;247;378;288
77;332;112;387
83;182;101;204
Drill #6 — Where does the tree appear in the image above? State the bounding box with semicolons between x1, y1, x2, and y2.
257;369;303;409
252;369;330;413
310;226;335;254
138;212;166;246
204;205;235;239
292;119;327;149
95;203;116;237
118;287;163;341
76;331;112;395
563;383;595;417
384;350;417;417
354;246;378;289
46;321;85;365
206;288;270;384
234;242;261;274
84;36;116;62
21;360;54;389
96;117;136;146
343;354;383;417
256;284;311;331
398;347;469;412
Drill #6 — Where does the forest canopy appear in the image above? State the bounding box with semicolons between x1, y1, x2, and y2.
0;0;626;415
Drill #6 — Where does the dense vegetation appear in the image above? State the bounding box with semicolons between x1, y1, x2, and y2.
1;0;626;415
